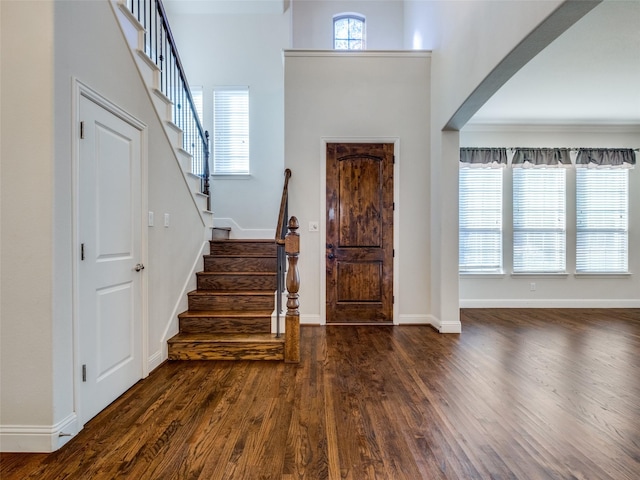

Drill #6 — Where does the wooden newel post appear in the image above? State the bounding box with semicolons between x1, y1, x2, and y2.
284;216;300;363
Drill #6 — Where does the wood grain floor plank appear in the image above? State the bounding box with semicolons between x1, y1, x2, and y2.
2;308;638;479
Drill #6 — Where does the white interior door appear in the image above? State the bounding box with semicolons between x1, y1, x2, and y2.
78;95;143;425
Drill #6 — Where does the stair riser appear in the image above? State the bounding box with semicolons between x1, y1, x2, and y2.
168;342;284;361
188;294;274;311
197;274;277;291
179;317;271;335
210;241;277;256
204;256;277;273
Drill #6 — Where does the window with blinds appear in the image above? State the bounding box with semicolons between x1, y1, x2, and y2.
459;168;503;273
576;169;628;273
213;87;249;175
513;169;566;273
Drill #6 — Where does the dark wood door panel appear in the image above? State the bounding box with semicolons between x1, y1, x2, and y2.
326;143;394;323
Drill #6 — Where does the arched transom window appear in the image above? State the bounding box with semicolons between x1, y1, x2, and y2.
333;14;365;50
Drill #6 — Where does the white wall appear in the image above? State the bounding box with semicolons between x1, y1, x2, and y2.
166;9;291;237
1;0;56;450
460;126;640;307
1;0;207;452
402;0;590;331
292;0;404;49
284;51;431;325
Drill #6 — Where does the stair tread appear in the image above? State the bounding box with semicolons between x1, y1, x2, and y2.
211;239;275;243
169;333;284;344
179;309;273;318
188;290;275;296
204;254;277;258
196;271;276;276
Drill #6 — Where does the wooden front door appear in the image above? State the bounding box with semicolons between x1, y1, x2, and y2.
326;143;394;323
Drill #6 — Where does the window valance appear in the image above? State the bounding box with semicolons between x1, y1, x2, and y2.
459;148;507;167
576;148;636;168
511;148;571;168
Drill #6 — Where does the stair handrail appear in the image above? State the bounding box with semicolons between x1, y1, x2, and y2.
275;169;292;339
276;169;292;245
125;0;210;194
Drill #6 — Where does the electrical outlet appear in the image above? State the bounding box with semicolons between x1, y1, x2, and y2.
530;282;536;291
148;211;154;227
164;213;170;227
309;221;319;232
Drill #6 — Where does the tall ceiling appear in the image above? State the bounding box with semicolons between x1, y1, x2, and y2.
164;0;640;126
469;0;640;126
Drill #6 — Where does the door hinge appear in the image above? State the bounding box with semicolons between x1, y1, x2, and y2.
393;249;395;257
393;155;396;164
80;121;85;139
82;364;87;382
393;202;395;210
81;243;85;261
393;295;395;304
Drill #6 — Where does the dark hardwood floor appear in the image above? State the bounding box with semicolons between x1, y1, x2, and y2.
2;308;639;479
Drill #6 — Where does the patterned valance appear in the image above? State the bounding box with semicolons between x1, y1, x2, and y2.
512;148;571;168
459;148;507;167
576;148;636;168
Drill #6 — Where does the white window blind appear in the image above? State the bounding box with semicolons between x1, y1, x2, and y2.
576;169;628;273
190;85;203;123
513;169;566;273
213;87;249;175
459;168;503;273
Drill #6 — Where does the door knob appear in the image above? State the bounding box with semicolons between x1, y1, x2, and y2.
134;263;145;272
327;243;334;249
328;253;335;260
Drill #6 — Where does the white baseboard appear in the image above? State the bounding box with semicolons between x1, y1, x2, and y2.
460;299;640;308
0;412;78;453
148;350;164;372
428;314;462;334
213;217;274;239
155;240;208;367
397;314;432;325
301;314;322;325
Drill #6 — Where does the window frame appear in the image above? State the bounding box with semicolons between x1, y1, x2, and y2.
333;13;366;50
212;86;250;176
576;168;629;273
459;167;504;274
512;168;567;274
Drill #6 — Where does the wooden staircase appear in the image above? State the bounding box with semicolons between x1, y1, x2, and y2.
168;238;285;361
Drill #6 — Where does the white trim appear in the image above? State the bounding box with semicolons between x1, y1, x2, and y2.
460;299;640;308
398;314;432;325
159;239;208;353
429;314;462;333
320;137;400;326
438;320;463;334
284;49;432;58
212;217;275;239
462;123;640;132
72;79;149;428
301;314;323;325
0;413;78;453
147;351;164;373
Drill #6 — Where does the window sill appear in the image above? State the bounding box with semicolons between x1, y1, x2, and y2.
212;174;252;180
574;272;632;278
460;272;505;278
510;272;569;278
